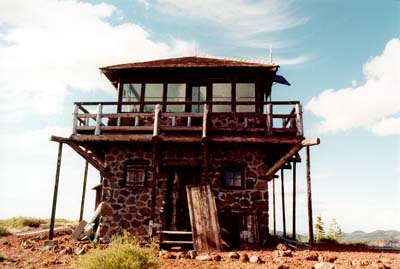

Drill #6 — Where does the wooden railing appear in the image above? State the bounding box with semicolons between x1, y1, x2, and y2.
72;101;303;137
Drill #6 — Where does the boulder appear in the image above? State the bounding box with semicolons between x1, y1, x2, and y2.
314;262;335;269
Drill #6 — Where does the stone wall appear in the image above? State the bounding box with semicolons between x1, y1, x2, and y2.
98;142;270;244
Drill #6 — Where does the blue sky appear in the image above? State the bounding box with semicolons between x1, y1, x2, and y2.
0;0;399;233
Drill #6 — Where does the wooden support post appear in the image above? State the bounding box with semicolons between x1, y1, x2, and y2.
49;142;63;241
79;161;89;221
281;169;286;237
187;116;192;127
292;161;296;240
266;103;273;135
134;116;139;127
171;116;176;127
202;104;209;138
153;104;161;137
201;141;209;184
151;139;159;221
72;104;79;135
95;103;103;135
295;103;303;136
273;176;276;237
306;146;314;245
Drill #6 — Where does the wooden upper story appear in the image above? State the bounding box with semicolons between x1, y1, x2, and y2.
71;56;303;143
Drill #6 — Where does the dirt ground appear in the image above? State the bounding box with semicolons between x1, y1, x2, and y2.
0;228;399;269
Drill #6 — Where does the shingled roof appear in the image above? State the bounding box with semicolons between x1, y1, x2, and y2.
100;56;278;70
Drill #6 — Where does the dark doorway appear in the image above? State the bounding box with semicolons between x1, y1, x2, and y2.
165;167;201;231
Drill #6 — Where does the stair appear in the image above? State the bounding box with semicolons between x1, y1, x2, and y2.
158;230;193;248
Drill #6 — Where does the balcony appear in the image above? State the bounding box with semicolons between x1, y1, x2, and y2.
71;101;303;143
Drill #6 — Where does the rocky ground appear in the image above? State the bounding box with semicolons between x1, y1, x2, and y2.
0;228;399;269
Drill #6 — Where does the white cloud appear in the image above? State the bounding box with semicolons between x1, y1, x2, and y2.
306;38;400;136
275;56;310;65
0;0;196;120
150;0;308;48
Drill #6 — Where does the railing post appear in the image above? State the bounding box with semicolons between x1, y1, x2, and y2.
295;103;303;136
95;104;103;135
187;116;191;127
72;104;79;135
202;104;209;138
266;103;273;135
153;104;161;137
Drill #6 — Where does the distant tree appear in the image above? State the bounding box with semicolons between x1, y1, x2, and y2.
315;215;325;243
327;218;343;243
328;218;338;239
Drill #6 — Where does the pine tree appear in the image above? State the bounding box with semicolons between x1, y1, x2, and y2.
328;218;338;240
336;226;342;242
314;215;325;243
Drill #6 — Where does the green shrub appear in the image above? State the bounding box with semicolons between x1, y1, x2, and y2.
75;232;159;269
0;254;5;262
0;226;11;236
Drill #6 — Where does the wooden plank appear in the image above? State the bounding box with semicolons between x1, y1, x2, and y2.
49;143;63;241
186;185;222;253
71;134;153;142
209;136;302;144
100;126;153;132
158;231;192;235
265;142;303;177
301;138;320;146
161;241;194;244
281;169;286;238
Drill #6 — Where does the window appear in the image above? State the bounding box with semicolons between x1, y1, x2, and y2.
144;83;163;112
122;83;141;112
126;165;147;187
236;83;255;112
192;86;207;113
221;165;244;188
212;83;231;112
167;83;186;112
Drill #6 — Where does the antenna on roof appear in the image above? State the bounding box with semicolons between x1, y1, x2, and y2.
269;46;273;64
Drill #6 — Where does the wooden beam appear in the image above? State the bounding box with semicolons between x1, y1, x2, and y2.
210;136;302;144
306;146;314;246
68;142;105;172
151;139;159;220
70;134;153;143
202;140;209;184
49;143;63;241
79;161;89;222
281;169;286;238
301;138;320;146
50;135;70;143
265;142;303;177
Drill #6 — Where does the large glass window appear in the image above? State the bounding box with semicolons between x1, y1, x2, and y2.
192;86;207;113
166;84;186;112
144;83;163;112
212;83;231;112
122;83;141;112
236;83;255;112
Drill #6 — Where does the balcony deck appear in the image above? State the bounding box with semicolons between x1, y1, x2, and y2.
71;101;303;143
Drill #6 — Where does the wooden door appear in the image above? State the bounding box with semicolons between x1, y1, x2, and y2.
186;184;222;253
165;167;201;231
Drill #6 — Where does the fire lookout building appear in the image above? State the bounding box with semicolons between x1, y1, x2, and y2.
50;56;316;251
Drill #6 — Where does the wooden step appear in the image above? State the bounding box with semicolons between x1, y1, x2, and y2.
161;240;194;245
158;230;192;235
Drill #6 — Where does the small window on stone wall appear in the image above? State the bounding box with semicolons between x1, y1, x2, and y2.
221;165;244;189
126;165;147;187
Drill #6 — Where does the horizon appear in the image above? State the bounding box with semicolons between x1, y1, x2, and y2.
0;0;399;234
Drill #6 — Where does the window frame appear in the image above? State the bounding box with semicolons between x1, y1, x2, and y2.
125;165;148;187
221;163;245;189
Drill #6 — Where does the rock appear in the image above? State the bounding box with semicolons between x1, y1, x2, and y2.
158;250;168;257
176;252;186;259
249;255;262;263
187;250;197;259
314;262;335;269
306;252;319;261
240;253;249;263
74;247;86;255
211;253;221;261
276;243;288;251
323;255;338;263
227;252;240;260
196;254;212;261
372;261;391;269
274;250;292;257
277;265;290;269
160;252;176;259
